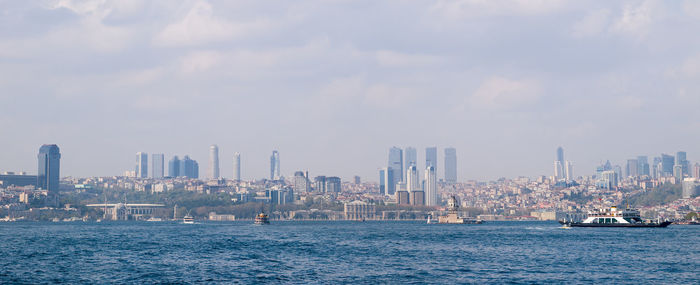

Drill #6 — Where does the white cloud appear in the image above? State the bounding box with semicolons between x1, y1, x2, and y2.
153;0;271;47
431;0;565;20
571;9;611;38
610;0;662;38
375;50;444;67
469;77;541;110
682;0;700;19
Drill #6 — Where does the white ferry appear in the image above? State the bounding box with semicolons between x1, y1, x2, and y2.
560;206;671;228
183;214;195;224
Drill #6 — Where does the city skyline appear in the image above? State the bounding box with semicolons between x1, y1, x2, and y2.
2;1;700;181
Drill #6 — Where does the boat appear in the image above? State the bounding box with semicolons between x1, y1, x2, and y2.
254;212;270;225
436;196;483;224
559;206;671;228
183;214;195;224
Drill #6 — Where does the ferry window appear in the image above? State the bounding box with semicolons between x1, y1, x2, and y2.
599;218;604;223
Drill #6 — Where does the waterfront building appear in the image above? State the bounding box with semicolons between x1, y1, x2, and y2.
425;147;437;171
86;203;165;220
396;190;410;205
152;154;164;179
168;156;180;177
209;212;236;221
626;159;638;177
233;152;241;181
37;144;61;196
270;150;280;180
344;201;375;220
209;145;220;179
136;152;148;178
388;147;403;187
444;147;457;183
425;166;437;206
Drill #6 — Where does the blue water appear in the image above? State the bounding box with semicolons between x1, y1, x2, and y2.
0;221;698;284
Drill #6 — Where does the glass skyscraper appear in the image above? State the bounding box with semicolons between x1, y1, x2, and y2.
404;147;417;171
152;153;164;179
209;145;220;179
37;144;61;195
270;150;280;180
425;147;437;171
136;152;148;178
168;156;180;177
180;155;199;179
233;152;241;181
388;147;403;193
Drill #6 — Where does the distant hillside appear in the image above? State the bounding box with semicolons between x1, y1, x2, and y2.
628;184;682;207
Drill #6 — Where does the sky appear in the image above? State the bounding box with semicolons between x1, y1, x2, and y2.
2;0;700;182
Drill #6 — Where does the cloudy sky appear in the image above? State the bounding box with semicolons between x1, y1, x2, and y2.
2;0;700;181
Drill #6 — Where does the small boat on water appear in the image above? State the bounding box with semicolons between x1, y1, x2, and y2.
183;214;195;224
559;206;671;228
255;212;270;225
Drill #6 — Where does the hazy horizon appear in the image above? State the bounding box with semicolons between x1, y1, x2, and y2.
2;0;700;181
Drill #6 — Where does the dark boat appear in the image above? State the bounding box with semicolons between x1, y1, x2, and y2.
559;206;671;228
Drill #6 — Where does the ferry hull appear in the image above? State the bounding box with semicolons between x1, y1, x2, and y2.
559;221;672;228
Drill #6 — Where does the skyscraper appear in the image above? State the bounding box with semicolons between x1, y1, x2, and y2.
406;165;419;191
388;147;403;189
556;147;564;165
405;147;417;171
425;147;437;171
233;152;241;181
270;150;280;180
168;156;180;177
424;166;437;206
554;147;565;179
661;154;675;176
180;155;199;179
444;147;457;183
37;144;61;195
293;171;309;193
381;167;394;195
379;168;386;195
637;156;649;176
152;154;164;179
136;152;148;178
676;151;688;175
209;145;220;179
626;159;638;177
565;161;573;181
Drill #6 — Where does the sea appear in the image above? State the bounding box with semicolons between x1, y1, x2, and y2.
0;221;698;284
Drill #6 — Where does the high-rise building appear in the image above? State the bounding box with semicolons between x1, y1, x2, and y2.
674;164;683;181
637;156;649;176
379;169;386;195
554;161;563;180
693;163;700;179
270;150;280;180
37;144;61;195
682;178;700;199
180;155;199;179
406;165;419;191
314;176;326;193
380;167;394;195
556;146;564;165
626;159;638;177
424;166;437;206
444;147;457;183
136;152;148;178
565;161;573;181
388;147;403;191
676;151;688;175
233;152;241;181
425;147;437;171
354;176;361;184
405;147;417;170
661;154;675;177
168;156;180;177
152;154;164;179
209;145;220;179
599;170;618;189
325;177;341;193
293;171;309;193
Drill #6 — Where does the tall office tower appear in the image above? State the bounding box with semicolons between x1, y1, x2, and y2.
136;152;148;178
554;161;564;180
614;165;622;181
694;163;700;179
405;147;417;170
600;170;618;189
209;145;220;179
425;147;437;171
406;165;419;191
233;152;241;181
354;176;361;184
325;177;342;193
388;147;403;189
626;159;638;177
180;155;199;179
37;144;61;196
168;156;180;177
424;166;437;206
676;151;688;175
270;150;280;180
565;161;573;181
152;154;164;179
444;147;457;183
382;167;395;195
661;154;675;176
557;146;564;162
674;165;683;181
314;176;327;193
637;156;650;176
379;169;386;195
293;171;309;193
